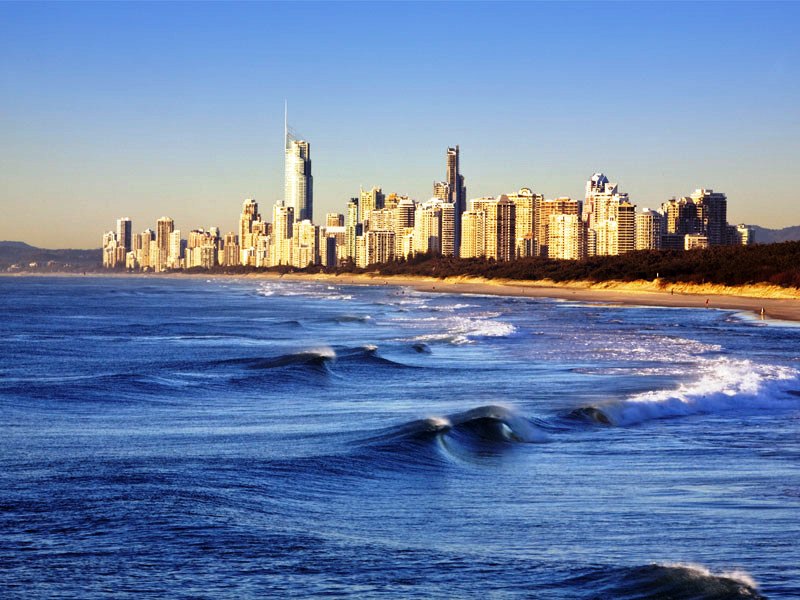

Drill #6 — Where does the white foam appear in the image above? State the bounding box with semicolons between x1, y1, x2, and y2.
600;358;799;426
661;562;759;589
411;315;517;345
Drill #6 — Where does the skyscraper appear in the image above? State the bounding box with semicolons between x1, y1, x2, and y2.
270;201;294;266
635;209;664;250
284;106;313;222
484;196;515;262
359;186;385;225
116;218;132;253
156;217;174;272
548;213;585;260
445;146;467;255
238;198;259;265
690;189;728;246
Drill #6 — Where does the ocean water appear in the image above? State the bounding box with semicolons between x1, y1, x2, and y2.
1;276;799;599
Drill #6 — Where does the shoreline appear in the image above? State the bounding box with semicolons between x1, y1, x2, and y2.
5;270;800;322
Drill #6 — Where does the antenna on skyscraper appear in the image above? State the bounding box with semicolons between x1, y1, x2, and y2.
284;100;289;150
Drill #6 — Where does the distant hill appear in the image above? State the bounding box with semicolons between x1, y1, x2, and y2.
749;225;800;244
0;241;101;272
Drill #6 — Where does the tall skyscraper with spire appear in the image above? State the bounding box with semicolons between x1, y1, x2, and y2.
284;104;313;222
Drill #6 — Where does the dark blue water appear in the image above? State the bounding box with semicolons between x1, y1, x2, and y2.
2;276;799;598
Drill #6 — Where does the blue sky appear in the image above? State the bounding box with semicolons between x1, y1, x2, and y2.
2;1;798;247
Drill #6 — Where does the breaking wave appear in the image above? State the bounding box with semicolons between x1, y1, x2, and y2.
363;405;550;464
565;562;764;599
569;358;800;426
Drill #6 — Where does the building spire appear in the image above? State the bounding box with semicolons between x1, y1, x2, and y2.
284;100;288;150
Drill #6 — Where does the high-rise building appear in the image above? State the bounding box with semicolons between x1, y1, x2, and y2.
583;173;610;228
584;174;635;256
635;209;664;250
270;201;294;266
238;199;259;265
735;224;755;245
136;229;154;270
116;218;132;253
222;233;239;266
394;197;416;258
484;196;516;262
548;213;585;260
535;197;581;258
366;230;395;265
326;213;344;227
292;220;318;268
156;217;174;272
284;108;313;222
445;146;467;255
506;188;541;258
460;209;486;259
432;181;450;202
345;198;360;263
690;189;728;246
168;230;183;269
413;199;454;256
359;186;385;225
618;200;636;255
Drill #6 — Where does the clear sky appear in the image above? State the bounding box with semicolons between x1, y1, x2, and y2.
2;1;799;248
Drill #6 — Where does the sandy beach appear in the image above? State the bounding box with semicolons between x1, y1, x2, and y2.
6;271;800;322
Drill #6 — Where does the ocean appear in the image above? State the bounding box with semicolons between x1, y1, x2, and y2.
1;276;799;598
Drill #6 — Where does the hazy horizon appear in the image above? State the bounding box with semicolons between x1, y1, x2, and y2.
2;2;799;248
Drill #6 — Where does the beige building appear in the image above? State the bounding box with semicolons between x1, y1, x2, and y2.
359;186;385;224
535;198;580;258
685;234;709;250
460;209;486;258
292;219;318;268
413;199;454;256
156;216;174;272
238;199;259;264
506;188;541;258
366;230;395;265
635;209;664;250
270;202;294;266
548;213;585;260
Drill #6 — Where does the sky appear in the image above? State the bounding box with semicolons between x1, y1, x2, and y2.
1;1;799;248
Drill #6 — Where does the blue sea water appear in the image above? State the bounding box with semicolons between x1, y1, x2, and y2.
1;276;799;599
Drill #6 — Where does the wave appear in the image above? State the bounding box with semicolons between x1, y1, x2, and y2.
331;314;373;324
408;314;517;345
568;358;800;426
565;562;764;599
363;405;550;464
216;347;337;371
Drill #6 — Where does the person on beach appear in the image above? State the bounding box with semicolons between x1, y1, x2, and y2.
705;298;710;308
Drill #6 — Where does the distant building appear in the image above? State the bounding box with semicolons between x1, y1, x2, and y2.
535;197;581;258
156;217;174;272
548;213;584;260
445;146;467;255
285;109;313;222
359;186;385;225
460;209;486;259
735;224;755;245
685;234;709;250
635;209;663;250
116;218;132;253
270;202;294;266
326;213;344;228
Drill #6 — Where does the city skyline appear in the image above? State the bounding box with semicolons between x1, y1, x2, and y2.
2;2;800;247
